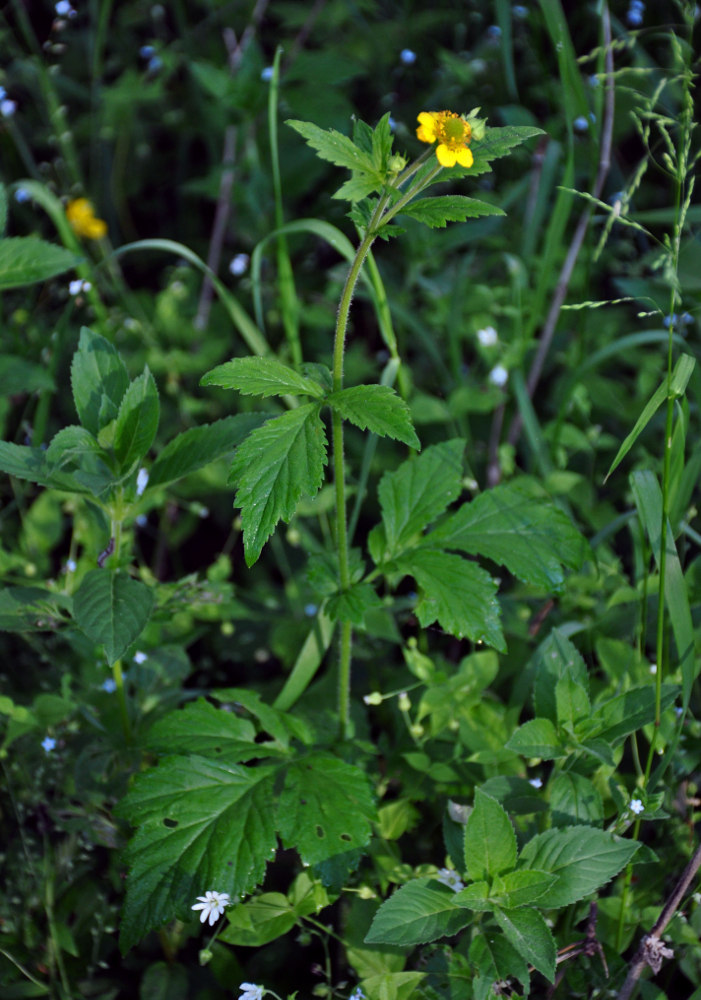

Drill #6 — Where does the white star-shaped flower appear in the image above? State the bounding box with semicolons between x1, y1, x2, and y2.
629;798;644;815
238;984;264;1000
436;868;465;892
191;890;231;925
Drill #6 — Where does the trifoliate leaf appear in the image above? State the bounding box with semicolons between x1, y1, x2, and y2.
229;403;327;566
327;384;420;449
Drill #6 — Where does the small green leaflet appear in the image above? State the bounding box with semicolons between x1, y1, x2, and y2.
229;403;327;566
73;569;153;665
0;236;82;289
399;195;505;228
201;356;325;399
469;933;530;1000
397;548;505;650
365;878;472;946
464;789;516;882
327;385;420;449
493;906;556;982
114;368;160;473
287;119;383;201
70;327;129;437
505;718;565;759
148;414;266;489
326;582;382;626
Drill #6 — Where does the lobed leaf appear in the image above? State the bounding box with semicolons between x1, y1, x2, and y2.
399;195;505;228
327;384;420;449
201;356;325;399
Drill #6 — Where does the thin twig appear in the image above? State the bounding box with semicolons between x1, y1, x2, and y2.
617;841;701;1000
194;0;270;331
502;2;615;461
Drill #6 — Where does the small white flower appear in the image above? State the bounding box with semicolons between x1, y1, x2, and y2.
229;253;250;276
69;278;91;295
1;99;17;118
629;798;644;815
192;890;231;926
136;467;149;496
436;868;465;892
488;364;509;387
66;559;77;572
238;984;264;1000
42;736;57;753
133;650;148;664
101;678;117;693
529;777;543;789
476;325;498;346
649;663;657;675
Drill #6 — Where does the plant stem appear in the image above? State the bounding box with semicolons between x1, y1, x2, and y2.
332;196;389;738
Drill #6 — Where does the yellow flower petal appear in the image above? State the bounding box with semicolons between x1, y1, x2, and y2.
436;144;458;168
416;111;437;143
66;198;107;240
455;146;474;168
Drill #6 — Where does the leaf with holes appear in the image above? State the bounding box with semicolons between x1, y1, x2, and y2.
277;753;376;865
116;756;278;953
72;569;153;665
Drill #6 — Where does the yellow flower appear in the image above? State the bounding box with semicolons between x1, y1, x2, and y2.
416;110;473;168
66;198;107;239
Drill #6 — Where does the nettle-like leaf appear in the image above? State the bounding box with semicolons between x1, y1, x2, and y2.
148;414;266;489
493;906;556;982
365;879;472;946
518;826;640;908
71;327;129;436
287;119;384;202
399;195;505;228
533;629;589;724
326;582;383;626
201;356;325;399
464;789;516;882
0;236;82;289
396;548;504;650
429;480;587;591
374;439;465;560
505;717;566;759
327;385;420;449
0;440;82;491
469;933;530;1000
229;403;327;566
116;757;278;953
114;368;160;473
72;569;153;665
277;752;377;865
0;354;55;394
118;747;376;952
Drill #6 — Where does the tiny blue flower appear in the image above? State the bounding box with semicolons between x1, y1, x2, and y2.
135;514;148;527
589;74;600;87
349;990;366;1000
66;559;77;573
1;99;17;118
140;45;155;59
630;0;645;9
14;187;30;203
627;8;643;26
55;1;74;15
42;736;57;753
0;86;6;101
304;603;318;617
512;5;528;18
574;115;589;132
261;66;274;82
133;650;148;664
487;24;502;41
101;678;117;693
388;116;397;131
629;798;644;815
147;56;163;74
400;49;416;65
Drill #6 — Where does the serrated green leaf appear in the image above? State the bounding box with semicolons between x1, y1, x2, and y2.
230;403;327;566
493;906;556;982
533;629;589;724
146;699;288;762
0;236;81;289
400;195;505;228
464;789;517;882
0;354;55;394
452;881;491;911
469;932;530;1000
46;426;103;469
116;756;277;952
220;893;296;947
278;752;376;865
70;327;129;436
363;972;425;1000
372;439;465;561
0;586;71;632
287;119;377;175
471;125;545;169
518;826;640;908
371;112;393;171
201;356;324;399
365;879;472;946
429;481;586;591
326;582;382;626
335;175;383;203
396;548;504;650
211;687;312;748
0;440;77;490
72;569;153;664
490;869;558;908
583;684;678;746
148;415;266;489
114;368;160;472
555;673;590;730
505;718;565;759
327;385;420;449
